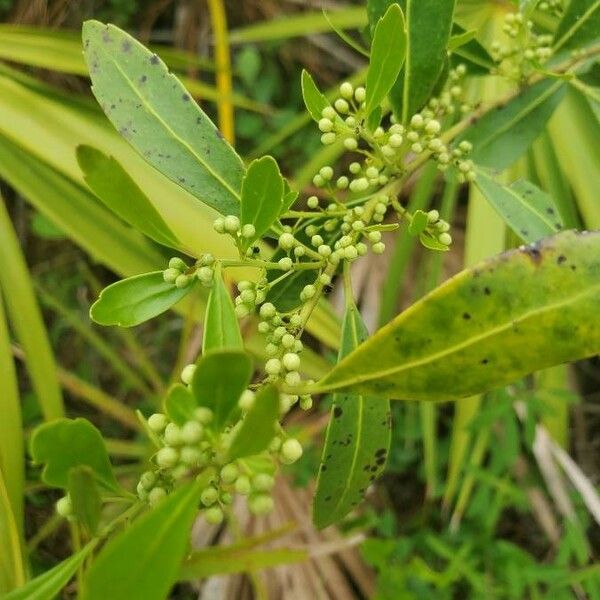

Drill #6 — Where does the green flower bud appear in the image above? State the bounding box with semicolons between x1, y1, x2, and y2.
300;395;313;410
285;371;301;387
307;196;320;209
148;413;168;433
278;257;293;271
175;274;190;288
269;436;282;452
281;333;295;349
349;178;369;192
427;209;440;223
410;114;424;129
213;217;225;233
240;289;255;304
180;446;203;466
238;389;255;411
193;407;213;424
235;304;250;318
344;137;358;151
181;363;197;385
389;133;403;148
220;463;239;484
140;471;156;490
278;232;295;250
181;420;203;444
438;232;452;245
249;494;275;516
265;358;282;376
318;244;332;257
224;215;240;233
252;473;275;492
344;246;358;260
352;220;365;231
354;87;366;102
265;343;278;356
368;231;382;243
156;447;179;468
148;487;167;506
235;475;251;495
204;506;224;524
311;234;324;247
339;82;353;99
282;352;301;371
259;302;276;319
169;257;187;271
56;495;73;518
164;423;183;446
136;482;148;500
321;132;336;145
201;486;219;506
349;162;361;174
336;176;350;189
318;118;333;133
425;119;441;135
280;438;303;464
163;268;180;283
241;223;256;239
302;284;316;299
322;106;337;119
372;242;386;255
334;98;349;113
196;266;213;284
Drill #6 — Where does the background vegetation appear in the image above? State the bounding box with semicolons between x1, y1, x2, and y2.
0;0;599;598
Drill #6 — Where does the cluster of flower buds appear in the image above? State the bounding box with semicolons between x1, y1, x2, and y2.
491;12;553;80
162;254;215;288
424;209;453;247
538;0;563;16
213;215;260;257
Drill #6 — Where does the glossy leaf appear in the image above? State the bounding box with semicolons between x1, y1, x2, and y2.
266;268;319;313
0;468;24;594
365;4;406;115
313;302;391;529
301;69;329;122
203;267;243;352
0;195;63;421
240;156;284;249
164;384;196;426
228;385;279;460
68;466;102;536
82;20;245;217
390;0;456;121
314;231;600;401
81;477;207;600
90;272;195;327
449;25;494;75
456;79;565;171
366;0;396;35
191;350;253;428
30;418;119;492
553;0;600;54
408;209;429;236
5;543;96;600
77;145;180;249
475;173;563;243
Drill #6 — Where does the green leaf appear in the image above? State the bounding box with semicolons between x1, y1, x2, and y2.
82;20;245;217
448;28;476;50
164;384;197;426
30;418;119;493
314;230;600;401
456;79;565;171
475;171;563;243
419;232;449;251
367;0;396;35
4;542;96;600
322;10;370;57
228;385;279;460
240;156;284;249
0;467;24;594
76;145;180;250
203;267;243;352
68;466;102;536
266;268;318;313
553;0;600;54
366;105;383;132
81;477;207;600
301;69;329;122
191;350;253;428
408;209;429;236
365;4;406;115
90;272;195;328
0;195;63;421
390;0;456;121
313;302;391;529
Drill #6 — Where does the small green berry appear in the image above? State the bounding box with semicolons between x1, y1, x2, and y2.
164;423;183;446
204;506;224;524
56;495;72;518
220;463;238;484
224;215;240;233
148;487;167;506
193;407;213;424
252;473;275;492
180;446;202;466
238;389;255;411
181;420;203;444
201;486;219;507
213;217;225;233
339;82;353;99
372;242;386;255
181;363;197;385
148;413;168;433
249;494;274;515
163;268;180;283
156;447;179;469
278;257;293;271
175;274;190;288
235;475;251;495
265;358;282;376
241;223;256;238
280;438;303;464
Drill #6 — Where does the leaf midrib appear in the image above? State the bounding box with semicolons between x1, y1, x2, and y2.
554;0;600;51
93;39;241;203
321;279;600;390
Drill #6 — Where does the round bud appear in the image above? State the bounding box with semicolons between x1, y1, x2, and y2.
318;244;332;257
300;395;313;410
265;343;278;356
334;98;349;113
148;413;168;433
223;215;240;233
235;475;251;495
137;482;148;500
204;506;224;524
354;87;366;102
438;232;452;245
322;106;336;119
56;495;73;518
273;326;286;340
241;224;256;239
281;334;295;349
163;268;180;283
196;266;213;284
252;473;275;492
389;133;403;148
425;119;441;135
349;178;369;192
181;363;197;385
302;284;316;299
235;304;250;318
339;82;353;99
368;230;382;243
321;132;336;145
365;166;379;179
311;234;324;247
164;423;183;447
220;463;239;484
410;114;424;129
156;447;179;469
285;371;301;387
265;358;282;376
259;302;276;320
307;196;319;209
140;471;157;490
349;162;361;174
427;209;440;223
193;407;213;424
278;257;293;271
352;220;365;231
320;166;334;182
240;289;255;304
168;257;187;271
372;242;386;255
344;137;358;151
175;274;190;289
180;446;202;466
201;486;219;506
213;217;225;233
344;246;358;260
238;389;255;411
283;352;301;371
280;438;303;464
318;118;333;133
181;420;203;444
249;494;274;516
148;487;167;506
336;176;350;190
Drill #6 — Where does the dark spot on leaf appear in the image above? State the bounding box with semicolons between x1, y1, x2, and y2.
375;448;387;457
196;117;202;124
324;285;333;295
521;230;529;237
150;54;159;65
215;129;224;139
521;242;542;263
557;255;566;264
370;466;378;472
102;30;112;44
570;264;576;271
121;40;132;53
462;312;471;320
140;75;147;83
182;93;190;102
320;464;327;472
555;223;562;229
376;456;386;466
334;406;342;418
546;207;555;215
484;287;491;295
325;495;331;502
481;358;489;365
